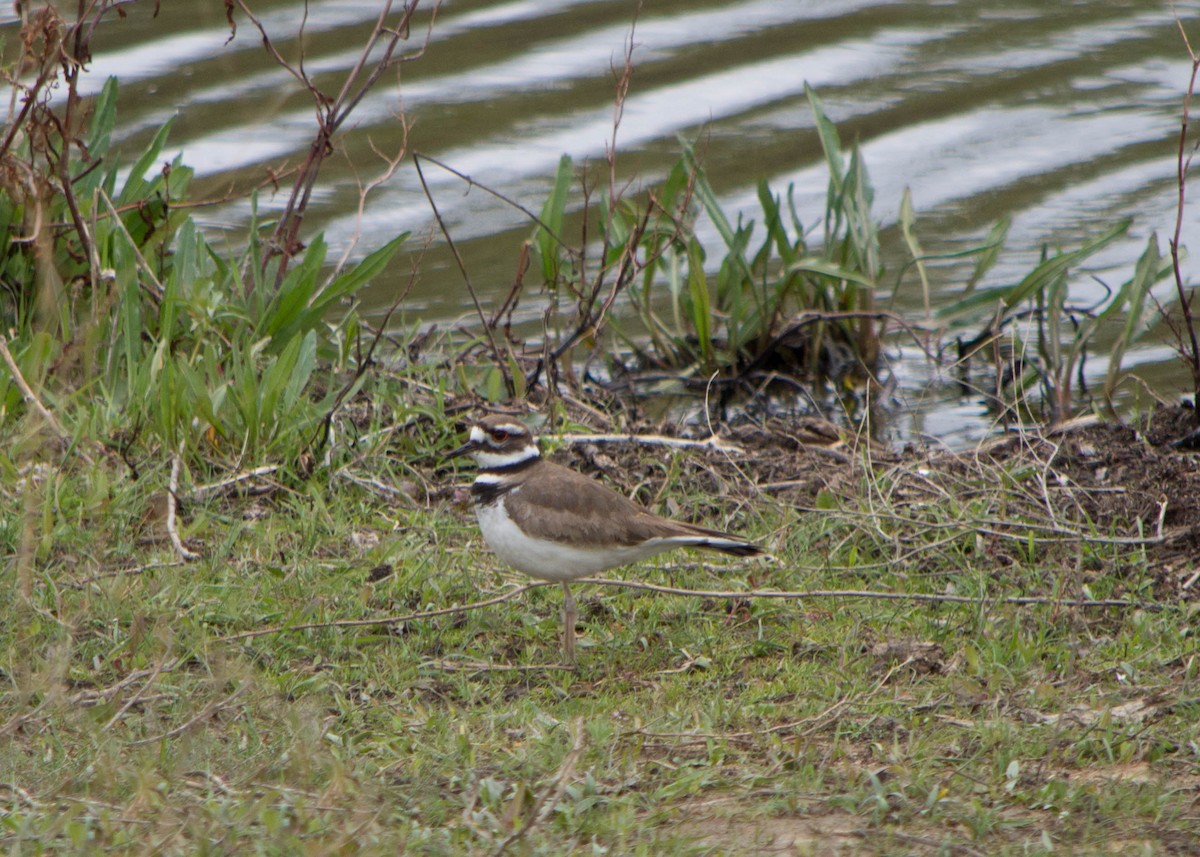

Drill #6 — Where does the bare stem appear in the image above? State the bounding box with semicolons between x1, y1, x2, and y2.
217;579;1148;645
228;0;437;284
1171;14;1200;405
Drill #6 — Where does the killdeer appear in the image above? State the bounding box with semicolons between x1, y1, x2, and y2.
449;414;764;666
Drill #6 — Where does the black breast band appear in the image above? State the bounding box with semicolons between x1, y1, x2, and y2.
471;479;516;505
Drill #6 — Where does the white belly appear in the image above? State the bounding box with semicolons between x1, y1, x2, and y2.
473;500;674;581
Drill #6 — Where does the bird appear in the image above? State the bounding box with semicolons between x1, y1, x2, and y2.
448;414;765;666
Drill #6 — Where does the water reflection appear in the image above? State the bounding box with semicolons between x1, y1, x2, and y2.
4;0;1200;440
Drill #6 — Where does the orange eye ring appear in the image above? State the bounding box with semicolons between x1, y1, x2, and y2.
490;428;509;441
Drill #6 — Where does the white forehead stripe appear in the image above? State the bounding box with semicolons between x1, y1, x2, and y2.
491;423;528;436
469;425;486;443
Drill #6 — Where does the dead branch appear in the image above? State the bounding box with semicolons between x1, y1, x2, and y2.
102;654;173;732
187;465;281;500
0;335;74;449
216;577;1148;646
62;561;184;590
227;0;439;281
217;583;542;643
412;153;509;388
167;444;200;561
1171;14;1200;405
331;118;412;276
128;684;248;747
492;717;586;856
562;431;747;454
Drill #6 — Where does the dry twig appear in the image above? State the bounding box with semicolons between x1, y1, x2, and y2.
1169;13;1200;399
102;655;173;732
187;465;280;500
167;445;200;561
574;578;1143;610
0;335;89;462
217;576;1146;646
563;431;746;454
218;583;541;643
128;684;248;747
492;717;586;856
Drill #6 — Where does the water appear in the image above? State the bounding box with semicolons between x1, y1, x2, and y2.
6;0;1200;442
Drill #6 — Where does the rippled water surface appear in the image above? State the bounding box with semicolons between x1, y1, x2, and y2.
7;0;1200;442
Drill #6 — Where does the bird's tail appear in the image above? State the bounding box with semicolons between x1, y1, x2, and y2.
691;537;765;557
674;525;765;557
653;520;766;558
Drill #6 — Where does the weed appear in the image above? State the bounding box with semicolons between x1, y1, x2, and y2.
0;5;1197;856
602;86;891;392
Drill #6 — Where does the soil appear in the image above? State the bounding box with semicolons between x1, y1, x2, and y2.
541;403;1200;602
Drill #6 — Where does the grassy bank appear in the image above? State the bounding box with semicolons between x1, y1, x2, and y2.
3;5;1200;853
3;409;1198;854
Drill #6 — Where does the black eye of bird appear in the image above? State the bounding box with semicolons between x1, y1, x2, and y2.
490;429;509;442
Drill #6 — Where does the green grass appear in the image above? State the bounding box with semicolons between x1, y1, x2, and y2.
2;431;1197;856
0;43;1194;857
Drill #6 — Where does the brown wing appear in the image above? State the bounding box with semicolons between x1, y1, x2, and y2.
504;461;696;547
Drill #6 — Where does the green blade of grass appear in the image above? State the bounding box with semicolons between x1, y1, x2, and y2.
535;154;573;284
939;221;1131;321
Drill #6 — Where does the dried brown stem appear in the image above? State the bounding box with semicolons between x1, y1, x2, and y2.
0;335;71;445
228;0;438;282
1172;13;1200;404
562;430;746;454
216;578;1146;646
101;654;172;732
412;153;508;389
167;444;200;561
572;578;1144;610
128;684;247;747
217;583;542;643
311;243;425;456
492;717;586;856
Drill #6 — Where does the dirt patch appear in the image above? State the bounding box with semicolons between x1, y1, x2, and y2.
534;403;1200;602
670;803;863;855
973;408;1200;594
1071;761;1154;785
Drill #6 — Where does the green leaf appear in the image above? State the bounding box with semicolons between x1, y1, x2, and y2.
939;221;1130;321
814;489;838;511
659;158;690;215
311;232;409;318
282;330;318;408
756;180;794;265
1105;235;1171;397
258;236;329;344
681;139;757;305
507;351;527;399
964;216;1011;295
534;154;573;283
81;79;120;198
898;188;930;315
484;367;504;402
786;258;876;287
805;84;844;188
118;119;175;206
168;219;201;293
680;138;737;251
1005;222;1129;309
87;78;119;157
174;356;223;433
686;239;713;367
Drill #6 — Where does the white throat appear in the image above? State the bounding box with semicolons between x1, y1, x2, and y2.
474;445;539;471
